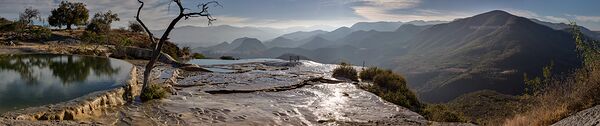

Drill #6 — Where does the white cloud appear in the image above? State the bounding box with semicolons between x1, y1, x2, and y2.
350;0;472;22
504;9;570;23
351;0;420;21
362;0;420;9
543;16;569;23
574;15;600;22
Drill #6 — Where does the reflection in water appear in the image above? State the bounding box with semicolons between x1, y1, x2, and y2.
0;54;133;114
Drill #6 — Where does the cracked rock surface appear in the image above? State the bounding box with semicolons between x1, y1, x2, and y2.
3;60;430;125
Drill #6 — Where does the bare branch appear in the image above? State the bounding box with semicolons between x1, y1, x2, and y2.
135;0;156;44
182;1;221;25
137;0;220;101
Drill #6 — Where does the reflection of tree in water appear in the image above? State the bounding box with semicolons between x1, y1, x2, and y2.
0;54;121;84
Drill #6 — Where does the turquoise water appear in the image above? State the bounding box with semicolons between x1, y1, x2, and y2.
0;54;133;114
188;58;284;66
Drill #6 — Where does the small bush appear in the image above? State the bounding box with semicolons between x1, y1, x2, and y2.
359;67;390;81
423;104;468;122
332;62;358;81
117;37;134;47
373;72;408;92
24;26;52;40
80;31;107;44
360;68;422;114
128;21;144;33
140;84;168;102
0;21;25;33
0;17;11;25
192;53;206;59
220;56;236;60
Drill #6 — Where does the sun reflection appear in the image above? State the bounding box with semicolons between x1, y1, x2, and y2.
313;84;351;122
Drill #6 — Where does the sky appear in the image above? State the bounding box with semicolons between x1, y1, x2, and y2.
1;0;600;31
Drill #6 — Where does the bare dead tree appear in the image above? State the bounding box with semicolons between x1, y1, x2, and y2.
136;0;220;99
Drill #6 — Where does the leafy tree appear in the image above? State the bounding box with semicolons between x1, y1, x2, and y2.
86;11;119;34
48;1;89;30
128;21;144;33
19;7;41;26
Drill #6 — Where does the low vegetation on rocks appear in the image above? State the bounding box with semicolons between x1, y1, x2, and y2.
359;67;389;81
360;69;420;111
358;66;468;123
422;104;468;122
332;62;358;81
220;56;236;60
192;53;206;59
140;83;168;102
502;23;600;125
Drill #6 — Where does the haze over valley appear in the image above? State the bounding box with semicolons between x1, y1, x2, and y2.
182;10;599;102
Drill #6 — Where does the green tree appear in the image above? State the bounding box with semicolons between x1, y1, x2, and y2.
48;1;89;30
86;10;119;34
18;7;41;26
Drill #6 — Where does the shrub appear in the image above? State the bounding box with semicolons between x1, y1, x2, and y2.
121;38;134;46
0;21;24;32
86;11;119;34
192;53;206;59
80;31;107;44
128;21;144;33
361;68;422;114
332;62;358;81
182;47;191;56
140;84;168;102
0;17;11;25
220;56;236;60
423;104;468;122
20;26;52;41
359;67;390;81
373;72;408;92
161;42;182;60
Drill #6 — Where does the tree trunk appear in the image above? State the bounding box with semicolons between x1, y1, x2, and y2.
136;0;218;99
66;24;72;30
141;15;184;90
141;60;155;93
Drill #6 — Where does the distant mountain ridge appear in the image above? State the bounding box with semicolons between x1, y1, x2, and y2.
392;10;581;102
530;19;600;40
193;10;587;103
152;25;283;48
350;20;447;32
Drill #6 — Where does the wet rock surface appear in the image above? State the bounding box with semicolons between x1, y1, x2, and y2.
2;59;432;125
101;60;429;125
553;105;600;126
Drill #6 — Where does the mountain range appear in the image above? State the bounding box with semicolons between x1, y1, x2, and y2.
350;20;447;32
155;21;447;48
191;10;600;102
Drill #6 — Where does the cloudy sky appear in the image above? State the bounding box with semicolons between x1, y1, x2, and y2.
1;0;600;30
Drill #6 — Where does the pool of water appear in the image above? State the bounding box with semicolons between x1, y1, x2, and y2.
188;58;284;66
203;68;237;73
0;54;133;114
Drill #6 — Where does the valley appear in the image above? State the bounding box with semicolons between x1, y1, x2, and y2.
191;10;597;103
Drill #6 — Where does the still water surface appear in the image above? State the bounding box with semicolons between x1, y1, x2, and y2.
0;54;133;114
